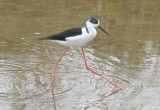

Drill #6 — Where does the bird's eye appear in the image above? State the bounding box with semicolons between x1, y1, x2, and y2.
94;20;98;24
90;19;98;24
92;20;98;24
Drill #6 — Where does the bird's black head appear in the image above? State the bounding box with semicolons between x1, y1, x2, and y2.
85;17;100;28
85;17;110;36
88;17;99;24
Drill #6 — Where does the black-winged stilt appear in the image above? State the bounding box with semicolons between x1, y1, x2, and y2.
39;17;122;91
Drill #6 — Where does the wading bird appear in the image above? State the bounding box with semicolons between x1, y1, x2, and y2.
39;17;122;91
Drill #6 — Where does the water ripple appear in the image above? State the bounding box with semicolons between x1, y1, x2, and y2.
51;70;142;109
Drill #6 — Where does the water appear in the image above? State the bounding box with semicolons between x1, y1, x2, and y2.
0;0;160;110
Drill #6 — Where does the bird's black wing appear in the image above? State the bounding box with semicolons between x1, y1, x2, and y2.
38;27;82;41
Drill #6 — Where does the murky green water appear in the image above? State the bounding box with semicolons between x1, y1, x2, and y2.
0;0;160;110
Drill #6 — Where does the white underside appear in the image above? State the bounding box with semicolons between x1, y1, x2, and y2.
53;27;97;47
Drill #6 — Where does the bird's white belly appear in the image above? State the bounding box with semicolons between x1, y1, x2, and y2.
55;27;97;47
66;33;96;46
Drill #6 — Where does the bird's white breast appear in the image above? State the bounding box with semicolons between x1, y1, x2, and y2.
63;27;97;46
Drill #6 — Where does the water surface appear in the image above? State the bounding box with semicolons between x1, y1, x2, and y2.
0;0;160;110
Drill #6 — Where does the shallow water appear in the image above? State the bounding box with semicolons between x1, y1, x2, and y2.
0;0;160;110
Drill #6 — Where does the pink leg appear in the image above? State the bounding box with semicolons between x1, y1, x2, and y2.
52;46;69;92
81;46;122;90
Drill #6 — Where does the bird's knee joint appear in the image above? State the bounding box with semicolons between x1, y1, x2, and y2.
86;66;90;70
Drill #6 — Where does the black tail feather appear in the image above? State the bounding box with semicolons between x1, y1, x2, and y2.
38;35;65;41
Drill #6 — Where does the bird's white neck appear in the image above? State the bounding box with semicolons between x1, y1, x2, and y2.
85;21;97;34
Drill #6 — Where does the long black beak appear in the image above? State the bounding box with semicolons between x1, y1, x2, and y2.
98;26;110;36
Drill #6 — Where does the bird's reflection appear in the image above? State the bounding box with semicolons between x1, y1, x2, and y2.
51;88;121;110
84;89;121;109
52;90;57;110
